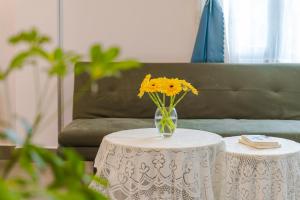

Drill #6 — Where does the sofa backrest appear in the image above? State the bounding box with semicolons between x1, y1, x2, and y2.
73;62;300;120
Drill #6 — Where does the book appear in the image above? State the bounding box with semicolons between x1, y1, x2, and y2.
241;135;279;145
239;135;281;149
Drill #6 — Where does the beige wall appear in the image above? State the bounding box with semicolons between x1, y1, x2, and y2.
62;0;200;126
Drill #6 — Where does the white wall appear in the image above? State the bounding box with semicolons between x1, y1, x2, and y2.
0;0;16;129
62;0;200;126
0;0;58;147
15;0;58;147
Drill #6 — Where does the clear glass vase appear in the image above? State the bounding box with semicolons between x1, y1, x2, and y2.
154;107;177;137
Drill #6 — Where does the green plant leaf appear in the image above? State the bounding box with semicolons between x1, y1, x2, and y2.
74;63;86;75
29;150;46;170
54;48;63;60
90;64;103;80
90;44;104;63
19;147;39;181
48;63;67;77
9;28;50;45
112;60;141;70
48;48;81;77
31;47;49;60
37;36;50;44
86;45;141;80
0;179;20;200
9;51;31;69
69;54;81;63
103;47;119;61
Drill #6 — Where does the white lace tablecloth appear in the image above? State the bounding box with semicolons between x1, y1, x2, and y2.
90;128;224;200
218;136;300;200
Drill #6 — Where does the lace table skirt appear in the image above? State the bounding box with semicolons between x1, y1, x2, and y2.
90;129;224;200
217;137;300;200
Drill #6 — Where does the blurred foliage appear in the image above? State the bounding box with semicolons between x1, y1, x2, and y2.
0;28;141;199
75;45;140;80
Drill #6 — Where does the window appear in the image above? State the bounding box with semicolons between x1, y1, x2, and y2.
223;0;300;63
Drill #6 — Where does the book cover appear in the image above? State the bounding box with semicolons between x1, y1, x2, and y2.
241;135;279;145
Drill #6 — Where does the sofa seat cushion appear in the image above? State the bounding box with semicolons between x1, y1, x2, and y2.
59;118;300;148
59;118;154;147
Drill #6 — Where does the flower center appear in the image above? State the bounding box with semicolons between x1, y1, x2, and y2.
169;85;174;88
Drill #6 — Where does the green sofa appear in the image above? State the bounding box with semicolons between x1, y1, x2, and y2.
59;63;300;160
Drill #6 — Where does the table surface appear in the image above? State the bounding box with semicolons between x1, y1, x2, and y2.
103;128;223;150
224;136;300;156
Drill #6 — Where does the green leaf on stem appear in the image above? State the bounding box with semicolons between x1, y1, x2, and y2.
31;47;49;60
48;48;81;77
9;51;31;69
81;45;141;80
19;149;39;181
9;28;50;45
54;48;63;60
103;47;119;61
48;63;67;77
74;63;86;75
90;44;104;62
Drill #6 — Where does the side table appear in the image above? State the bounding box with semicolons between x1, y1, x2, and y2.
219;136;300;200
90;128;224;200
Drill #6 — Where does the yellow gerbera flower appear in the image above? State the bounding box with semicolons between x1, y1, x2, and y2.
146;78;161;93
180;80;199;95
164;78;182;96
154;77;168;93
138;74;151;98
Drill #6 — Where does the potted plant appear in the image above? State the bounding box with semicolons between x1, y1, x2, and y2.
0;28;140;200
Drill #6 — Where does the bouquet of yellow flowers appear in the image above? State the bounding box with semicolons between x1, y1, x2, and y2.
138;74;198;136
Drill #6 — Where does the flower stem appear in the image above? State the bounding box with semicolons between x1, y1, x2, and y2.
155;93;164;107
173;91;188;107
148;93;161;108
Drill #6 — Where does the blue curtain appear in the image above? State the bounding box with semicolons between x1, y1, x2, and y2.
191;0;224;63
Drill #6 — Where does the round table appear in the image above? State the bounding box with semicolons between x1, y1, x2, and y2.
219;136;300;200
90;128;224;200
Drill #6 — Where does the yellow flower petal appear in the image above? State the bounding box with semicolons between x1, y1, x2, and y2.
180;80;198;95
138;74;151;98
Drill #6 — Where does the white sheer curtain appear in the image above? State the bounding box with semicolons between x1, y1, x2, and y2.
223;0;300;63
